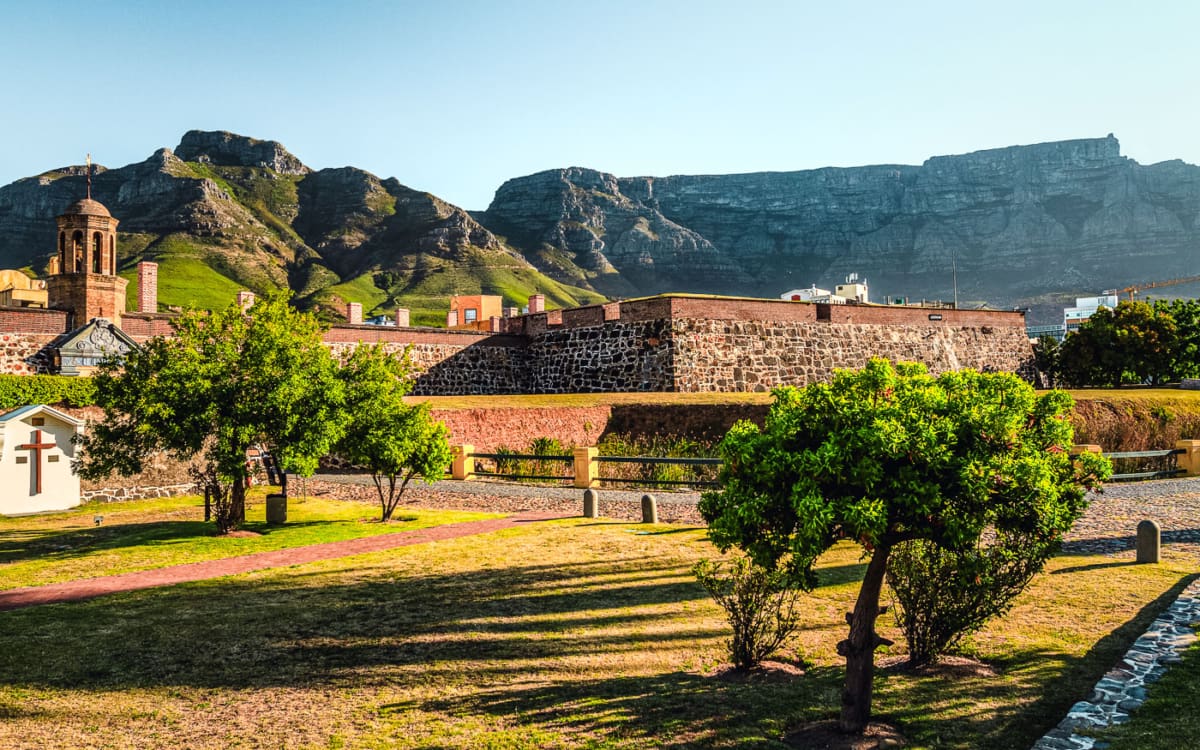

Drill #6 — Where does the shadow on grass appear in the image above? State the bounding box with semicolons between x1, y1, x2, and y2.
1051;560;1142;575
0;520;332;566
887;571;1200;749
0;555;720;692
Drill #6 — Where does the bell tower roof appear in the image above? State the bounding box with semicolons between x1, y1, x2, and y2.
60;197;112;218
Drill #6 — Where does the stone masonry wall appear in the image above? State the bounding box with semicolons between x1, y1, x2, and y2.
525;319;674;393
0;332;60;374
671;317;1035;392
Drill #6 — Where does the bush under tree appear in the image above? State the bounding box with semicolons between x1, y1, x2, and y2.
886;526;1063;667
699;358;1109;734
693;556;801;670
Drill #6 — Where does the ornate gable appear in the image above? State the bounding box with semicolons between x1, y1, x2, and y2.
55;318;140;376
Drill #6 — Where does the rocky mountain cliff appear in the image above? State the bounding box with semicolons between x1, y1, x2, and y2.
2;131;1198;325
0;131;603;324
481;136;1200;312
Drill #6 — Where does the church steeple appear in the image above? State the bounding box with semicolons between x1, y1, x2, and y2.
46;158;128;327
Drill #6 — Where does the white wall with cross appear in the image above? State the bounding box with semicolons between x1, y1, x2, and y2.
0;405;84;515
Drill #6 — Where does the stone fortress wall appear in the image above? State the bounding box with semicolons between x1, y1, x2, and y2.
0;294;1034;394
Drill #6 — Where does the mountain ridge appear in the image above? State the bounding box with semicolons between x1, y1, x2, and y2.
2;131;1198;325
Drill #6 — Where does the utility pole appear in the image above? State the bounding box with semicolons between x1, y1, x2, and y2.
952;253;959;309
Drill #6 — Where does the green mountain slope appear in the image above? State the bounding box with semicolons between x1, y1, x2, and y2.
0;130;605;322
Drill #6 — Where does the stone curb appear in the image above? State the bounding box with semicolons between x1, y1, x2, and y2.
1031;578;1200;750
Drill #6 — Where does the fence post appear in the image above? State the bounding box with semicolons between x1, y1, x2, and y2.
451;444;475;481
1070;444;1102;457
1175;440;1200;476
573;446;598;489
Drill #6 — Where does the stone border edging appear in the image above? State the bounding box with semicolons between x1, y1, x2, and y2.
1032;578;1200;750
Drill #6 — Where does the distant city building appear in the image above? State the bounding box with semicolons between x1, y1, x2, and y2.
1064;294;1119;332
781;274;869;305
0;270;48;308
448;294;503;329
780;285;832;302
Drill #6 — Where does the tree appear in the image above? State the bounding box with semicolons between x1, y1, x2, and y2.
336;344;452;521
698;358;1109;734
1032;334;1061;388
1058;301;1178;386
78;293;345;532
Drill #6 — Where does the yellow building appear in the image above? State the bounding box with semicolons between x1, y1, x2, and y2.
447;294;503;329
0;270;48;308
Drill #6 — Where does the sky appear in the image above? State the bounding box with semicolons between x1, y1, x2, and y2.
2;0;1198;210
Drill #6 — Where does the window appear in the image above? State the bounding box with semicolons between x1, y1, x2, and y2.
93;233;103;273
464;308;478;323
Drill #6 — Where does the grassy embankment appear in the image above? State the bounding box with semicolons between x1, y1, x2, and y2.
0;497;1192;749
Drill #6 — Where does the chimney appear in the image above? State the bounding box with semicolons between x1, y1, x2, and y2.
394;308;410;327
446;309;459;327
528;294;545;313
346;302;362;325
137;261;158;314
236;290;255;311
503;306;519;318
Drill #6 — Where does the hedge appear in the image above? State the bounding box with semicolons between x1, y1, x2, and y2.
0;374;97;411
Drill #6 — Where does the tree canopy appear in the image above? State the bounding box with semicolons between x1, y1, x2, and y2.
336;344;451;521
78;293;346;531
699;358;1109;734
1049;298;1195;386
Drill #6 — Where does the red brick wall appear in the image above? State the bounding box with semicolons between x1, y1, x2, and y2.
0;306;70;333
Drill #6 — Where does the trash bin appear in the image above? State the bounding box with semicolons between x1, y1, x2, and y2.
265;493;287;524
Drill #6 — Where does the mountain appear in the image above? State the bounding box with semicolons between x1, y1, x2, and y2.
480;136;1200;318
2;131;1198;325
0;131;605;325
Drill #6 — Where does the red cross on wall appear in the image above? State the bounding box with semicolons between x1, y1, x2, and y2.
18;429;56;495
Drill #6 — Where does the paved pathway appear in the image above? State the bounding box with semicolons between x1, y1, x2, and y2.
0;511;563;612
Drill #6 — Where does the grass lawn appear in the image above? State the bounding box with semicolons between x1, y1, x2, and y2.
0;489;499;590
0;509;1193;749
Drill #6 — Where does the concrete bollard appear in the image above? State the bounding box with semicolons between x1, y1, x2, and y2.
641;494;658;524
1136;520;1161;564
583;488;599;518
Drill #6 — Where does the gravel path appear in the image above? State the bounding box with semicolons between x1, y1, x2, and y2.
309;473;1200;559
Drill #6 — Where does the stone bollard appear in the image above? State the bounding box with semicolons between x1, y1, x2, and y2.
1136;520;1161;564
641;494;658;524
583;488;599;519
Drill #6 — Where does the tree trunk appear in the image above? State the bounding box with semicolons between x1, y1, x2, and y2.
838;541;893;734
230;479;246;527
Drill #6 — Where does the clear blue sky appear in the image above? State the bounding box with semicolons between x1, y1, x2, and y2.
2;0;1197;209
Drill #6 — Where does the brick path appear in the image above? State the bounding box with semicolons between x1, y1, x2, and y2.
0;511;563;613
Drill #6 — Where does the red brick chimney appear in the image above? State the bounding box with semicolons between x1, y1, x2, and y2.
395;308;410;327
528;294;545;313
346;302;362;325
236;291;255;311
137;261;158;314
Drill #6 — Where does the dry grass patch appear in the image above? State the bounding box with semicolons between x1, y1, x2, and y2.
0;518;1193;749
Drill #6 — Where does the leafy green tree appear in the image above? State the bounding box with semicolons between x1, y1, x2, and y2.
698;358;1108;734
78;293;345;532
1058;301;1178;386
336;344;451;521
1161;298;1200;380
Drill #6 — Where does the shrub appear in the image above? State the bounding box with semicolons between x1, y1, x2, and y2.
0;374;97;410
693;556;801;670
886;531;1056;667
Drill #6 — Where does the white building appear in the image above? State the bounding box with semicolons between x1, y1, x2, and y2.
0;405;84;515
780;285;832;302
1064;294;1119;332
